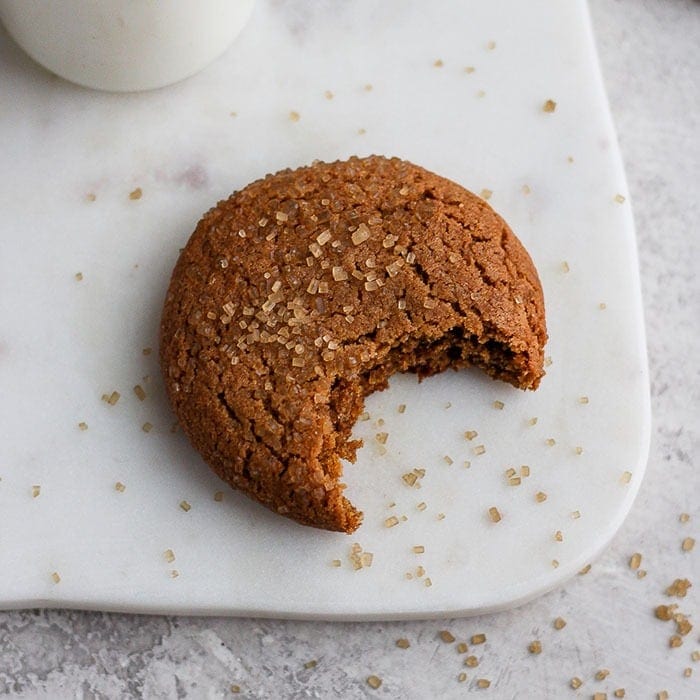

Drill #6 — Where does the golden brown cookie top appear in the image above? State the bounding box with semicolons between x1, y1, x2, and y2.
160;155;546;533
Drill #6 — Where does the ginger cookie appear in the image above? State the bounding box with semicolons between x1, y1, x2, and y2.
160;156;546;533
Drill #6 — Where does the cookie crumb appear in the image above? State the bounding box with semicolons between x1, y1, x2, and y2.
480;189;493;201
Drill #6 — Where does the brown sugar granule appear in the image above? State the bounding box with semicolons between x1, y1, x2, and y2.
551;559;559;568
554;530;563;542
613;690;626;698
434;59;444;68
593;694;607;700
170;569;179;578
457;672;467;683
471;633;486;645
535;491;547;503
655;604;678;621
31;485;41;498
142;347;152;356
492;399;504;409
424;577;433;587
129;187;142;200
474;445;486;456
657;692;669;700
51;572;61;584
439;630;456;643
679;512;690;523
464;66;475;73
476;679;491;689
86;193;96;202
214;491;224;502
114;482;126;493
134;385;147;401
486;40;496;50
545;437;556;446
682;537;695;552
636;569;647;579
303;660;317;670
396;638;410;649
528;640;542;654
74;272;83;281
480;189;493;201
670;635;683;648
542;99;557;113
160;156;547;533
142;422;153;433
614;194;626;204
570;677;583;689
465;655;479;667
104;390;121;406
578;564;592;575
330;559;341;567
629;552;642;570
179;500;191;512
691;650;700;661
464;430;478;441
620;471;632;484
553;617;567;630
78;422;88;431
412;545;425;554
684;668;692;677
456;642;468;654
230;684;241;693
666;578;692;598
164;549;175;563
324;90;334;100
675;616;692;636
366;675;382;689
595;669;610;681
488;507;502;523
385;515;399;528
288;111;300;122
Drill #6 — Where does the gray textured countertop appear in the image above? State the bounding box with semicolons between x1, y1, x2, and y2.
1;0;698;697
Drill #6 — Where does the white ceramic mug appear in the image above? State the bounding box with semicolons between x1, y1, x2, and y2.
0;0;256;92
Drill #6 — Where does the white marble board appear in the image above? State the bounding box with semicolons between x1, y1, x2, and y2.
0;0;650;618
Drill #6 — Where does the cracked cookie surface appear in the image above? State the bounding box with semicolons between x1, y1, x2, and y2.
160;156;547;533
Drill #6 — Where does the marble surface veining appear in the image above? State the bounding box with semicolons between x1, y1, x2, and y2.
0;0;698;697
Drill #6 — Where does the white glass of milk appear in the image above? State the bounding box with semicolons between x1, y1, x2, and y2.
0;0;256;92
